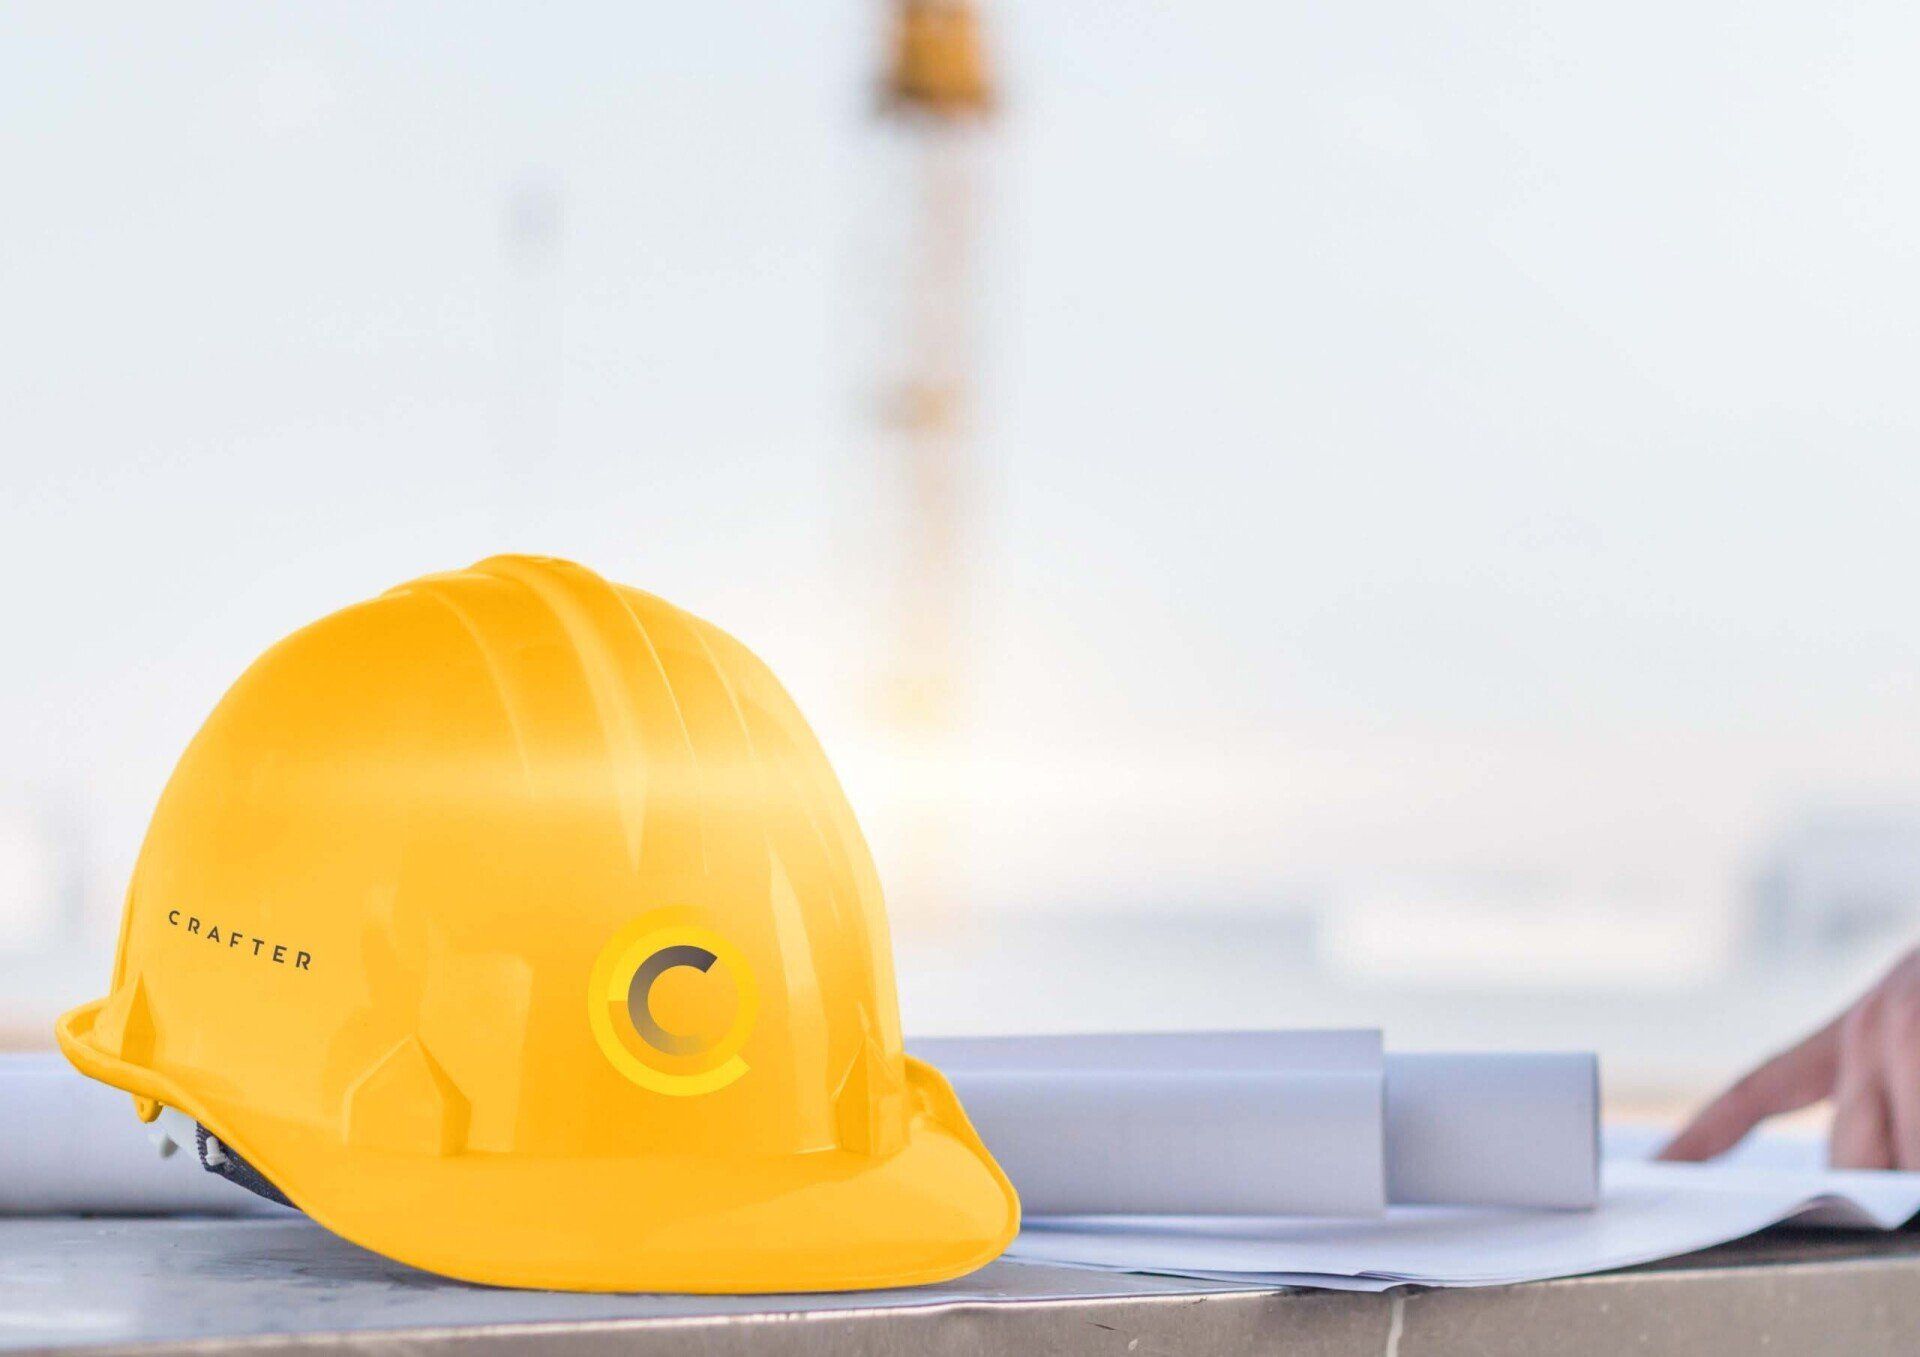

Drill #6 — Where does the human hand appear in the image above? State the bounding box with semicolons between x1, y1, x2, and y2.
1660;948;1920;1169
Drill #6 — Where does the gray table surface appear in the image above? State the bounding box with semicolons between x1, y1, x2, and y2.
7;1216;1920;1356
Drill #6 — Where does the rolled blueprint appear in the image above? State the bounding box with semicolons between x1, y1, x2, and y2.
914;1032;1597;1217
0;1037;1595;1219
0;1053;288;1215
929;1031;1387;1216
1384;1051;1598;1209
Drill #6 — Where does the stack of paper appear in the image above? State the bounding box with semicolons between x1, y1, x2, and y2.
912;1031;1599;1216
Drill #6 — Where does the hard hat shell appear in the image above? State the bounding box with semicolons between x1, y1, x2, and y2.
57;555;1018;1292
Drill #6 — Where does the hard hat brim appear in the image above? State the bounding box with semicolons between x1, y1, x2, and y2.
57;997;1020;1293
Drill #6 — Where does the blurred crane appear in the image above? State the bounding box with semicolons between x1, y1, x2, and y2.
865;0;996;929
877;0;994;733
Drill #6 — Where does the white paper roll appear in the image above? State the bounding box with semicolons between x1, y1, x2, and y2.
0;1054;289;1215
918;1031;1388;1217
915;1033;1599;1217
0;1038;1598;1219
951;1068;1388;1216
1384;1052;1599;1208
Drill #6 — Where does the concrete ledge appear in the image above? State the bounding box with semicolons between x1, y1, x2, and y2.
9;1218;1920;1356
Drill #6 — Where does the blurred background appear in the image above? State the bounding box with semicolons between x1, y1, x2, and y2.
6;1;1920;1119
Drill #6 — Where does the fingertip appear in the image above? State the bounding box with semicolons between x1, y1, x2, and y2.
1656;1128;1724;1162
1655;1100;1755;1163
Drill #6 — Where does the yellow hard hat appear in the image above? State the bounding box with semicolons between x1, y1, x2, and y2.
57;555;1018;1292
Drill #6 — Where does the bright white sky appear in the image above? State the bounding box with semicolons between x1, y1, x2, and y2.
5;2;1920;982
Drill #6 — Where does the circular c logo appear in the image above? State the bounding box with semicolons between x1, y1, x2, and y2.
588;911;757;1096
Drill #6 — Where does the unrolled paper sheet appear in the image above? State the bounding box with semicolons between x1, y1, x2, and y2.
1008;1133;1920;1289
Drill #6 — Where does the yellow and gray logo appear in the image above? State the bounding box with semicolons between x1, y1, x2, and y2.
588;910;758;1096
